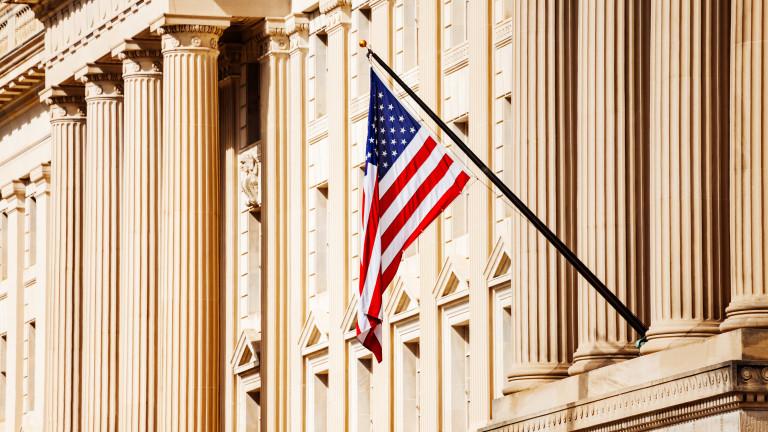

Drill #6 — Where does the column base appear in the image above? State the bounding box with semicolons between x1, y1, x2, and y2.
721;296;768;331
502;363;569;395
568;344;638;375
640;319;721;355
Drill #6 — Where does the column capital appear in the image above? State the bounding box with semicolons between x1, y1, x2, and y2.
286;14;309;53
75;63;123;100
1;180;26;212
157;24;225;53
246;17;288;61
112;39;163;78
29;163;51;197
40;85;86;121
322;1;351;33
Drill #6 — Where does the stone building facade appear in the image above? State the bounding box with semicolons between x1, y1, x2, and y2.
0;0;766;431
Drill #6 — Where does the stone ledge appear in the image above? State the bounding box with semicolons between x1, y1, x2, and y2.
483;329;768;432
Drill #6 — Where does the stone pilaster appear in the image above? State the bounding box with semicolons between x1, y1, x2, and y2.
322;1;350;428
642;0;730;354
369;0;391;63
157;23;225;431
29;163;50;432
504;0;578;394
253;17;290;432
76;63;123;432
1;180;27;432
570;0;650;374
115;41;162;432
286;14;308;432
218;40;241;432
468;0;493;425
41;86;86;432
722;0;768;331
416;0;441;427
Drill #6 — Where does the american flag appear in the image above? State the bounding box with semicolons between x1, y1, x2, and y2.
357;70;470;361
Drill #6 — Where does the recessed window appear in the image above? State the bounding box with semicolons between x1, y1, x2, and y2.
312;372;329;432
0;211;7;281
450;324;469;431
312;185;329;296
25;197;36;268
248;212;262;318
353;8;372;97
400;341;420;431
24;321;35;412
395;0;418;72
246;391;260;432
355;357;373;432
310;33;329;119
0;333;6;422
246;62;262;144
446;0;469;48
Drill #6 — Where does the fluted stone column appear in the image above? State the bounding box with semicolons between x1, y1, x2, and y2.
642;0;730;354
504;0;578;394
570;0;650;374
722;0;768;331
115;42;162;431
77;64;123;432
42;86;86;432
157;23;224;431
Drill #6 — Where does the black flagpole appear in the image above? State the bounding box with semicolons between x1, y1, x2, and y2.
361;41;648;343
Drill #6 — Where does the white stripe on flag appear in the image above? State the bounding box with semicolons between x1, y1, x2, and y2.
381;161;466;271
378;127;430;196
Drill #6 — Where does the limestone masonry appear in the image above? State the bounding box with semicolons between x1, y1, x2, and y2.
0;0;765;431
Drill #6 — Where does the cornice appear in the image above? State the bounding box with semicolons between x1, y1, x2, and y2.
482;361;768;432
0;28;43;110
320;0;351;14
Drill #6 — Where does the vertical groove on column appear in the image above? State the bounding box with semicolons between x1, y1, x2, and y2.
722;0;768;330
643;0;730;354
505;0;578;394
119;54;162;431
158;26;222;432
82;76;122;432
570;0;650;374
45;99;85;432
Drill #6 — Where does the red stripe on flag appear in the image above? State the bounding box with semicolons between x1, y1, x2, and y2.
380;171;471;286
380;154;454;250
378;136;438;213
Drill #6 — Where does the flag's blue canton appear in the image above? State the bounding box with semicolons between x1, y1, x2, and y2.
366;70;420;179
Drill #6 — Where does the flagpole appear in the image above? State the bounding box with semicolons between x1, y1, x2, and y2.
361;40;648;343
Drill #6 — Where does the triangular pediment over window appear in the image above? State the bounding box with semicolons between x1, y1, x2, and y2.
231;328;261;376
299;310;329;355
433;257;469;301
484;237;511;286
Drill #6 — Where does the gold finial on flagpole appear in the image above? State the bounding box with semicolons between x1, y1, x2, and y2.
359;39;368;48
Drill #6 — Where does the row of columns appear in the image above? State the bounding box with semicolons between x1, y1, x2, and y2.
43;24;225;431
504;0;763;392
35;0;768;428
